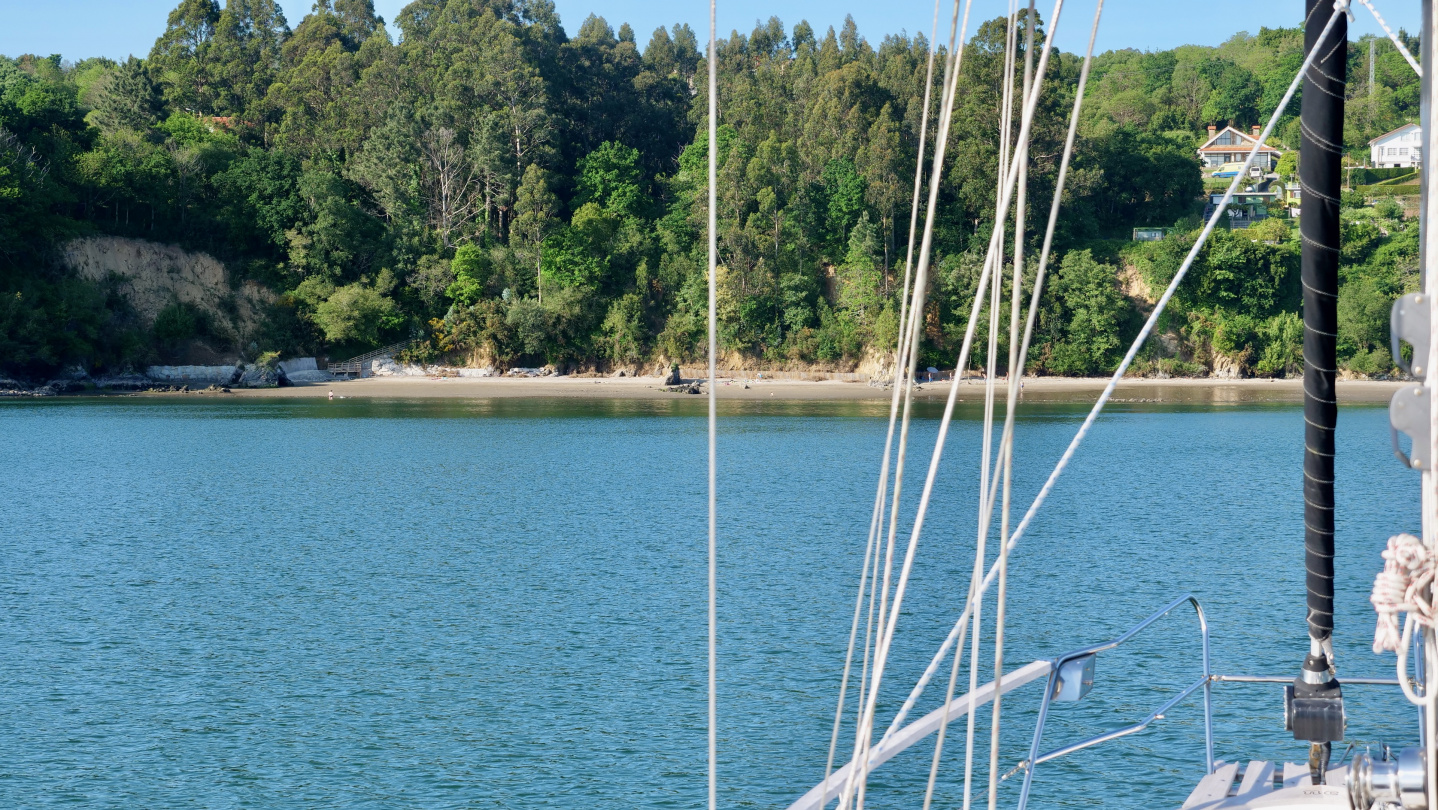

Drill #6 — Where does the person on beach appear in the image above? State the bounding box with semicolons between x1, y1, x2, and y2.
328;390;334;400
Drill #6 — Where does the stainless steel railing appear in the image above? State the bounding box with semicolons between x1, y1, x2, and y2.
1012;593;1212;810
1006;594;1408;810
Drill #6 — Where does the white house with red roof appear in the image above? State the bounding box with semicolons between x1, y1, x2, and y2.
1197;124;1283;173
1369;123;1422;168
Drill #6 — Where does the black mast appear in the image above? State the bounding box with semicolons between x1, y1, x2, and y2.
1288;0;1346;782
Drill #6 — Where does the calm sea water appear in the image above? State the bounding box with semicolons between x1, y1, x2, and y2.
0;394;1424;809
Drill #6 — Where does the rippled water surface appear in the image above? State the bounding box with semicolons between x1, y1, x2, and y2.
0;395;1424;808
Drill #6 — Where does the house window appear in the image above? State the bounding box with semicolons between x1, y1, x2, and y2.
1401;148;1410;156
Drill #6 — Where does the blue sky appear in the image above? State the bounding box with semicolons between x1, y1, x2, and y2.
0;0;1422;62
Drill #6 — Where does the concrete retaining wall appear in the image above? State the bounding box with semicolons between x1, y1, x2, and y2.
146;365;238;384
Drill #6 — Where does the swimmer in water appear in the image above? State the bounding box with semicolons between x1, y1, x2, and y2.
328;390;334;400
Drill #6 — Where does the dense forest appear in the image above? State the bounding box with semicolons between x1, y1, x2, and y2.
0;0;1424;380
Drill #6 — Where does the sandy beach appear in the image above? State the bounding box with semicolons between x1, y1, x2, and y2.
207;374;1407;404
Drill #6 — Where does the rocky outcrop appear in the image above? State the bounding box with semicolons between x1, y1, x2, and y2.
61;236;273;347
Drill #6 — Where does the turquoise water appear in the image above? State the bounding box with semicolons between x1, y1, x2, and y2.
0;396;1423;809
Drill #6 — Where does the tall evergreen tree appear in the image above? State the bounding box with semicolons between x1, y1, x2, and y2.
148;0;222;112
90;57;163;133
210;0;290;118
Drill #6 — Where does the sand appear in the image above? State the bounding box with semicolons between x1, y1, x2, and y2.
210;374;1407;404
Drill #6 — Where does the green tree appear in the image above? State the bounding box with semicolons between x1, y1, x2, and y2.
513;163;557;301
446;243;491;305
576;141;643;215
209;0;290;118
1039;250;1129;376
90;57;163;134
312;270;402;345
149;0;222;112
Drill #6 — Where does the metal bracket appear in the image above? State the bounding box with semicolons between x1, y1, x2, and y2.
1391;293;1431;380
1050;654;1095;702
1390;384;1431;470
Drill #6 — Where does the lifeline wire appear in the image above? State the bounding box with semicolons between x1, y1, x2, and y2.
706;0;717;805
878;4;1348;741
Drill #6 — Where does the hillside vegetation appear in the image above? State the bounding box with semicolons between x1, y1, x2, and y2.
0;1;1422;378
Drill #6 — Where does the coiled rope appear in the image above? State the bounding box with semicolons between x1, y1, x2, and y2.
1370;532;1437;707
1372;533;1435;654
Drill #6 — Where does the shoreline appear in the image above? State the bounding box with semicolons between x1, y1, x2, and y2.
164;375;1406;403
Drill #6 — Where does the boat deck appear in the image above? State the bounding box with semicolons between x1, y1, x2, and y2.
1182;761;1348;809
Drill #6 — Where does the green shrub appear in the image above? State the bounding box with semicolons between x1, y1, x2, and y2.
312;274;403;346
1345;347;1392;376
152;300;202;344
600;293;647;364
1374;198;1405;220
446;244;492;305
1253;312;1302;377
1356;184;1420;196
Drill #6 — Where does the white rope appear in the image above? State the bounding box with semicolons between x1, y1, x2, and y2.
988;5;1036;807
839;0;978;806
847;4;1068;807
877;4;1342;744
859;0;1066;757
1371;533;1438;707
821;0;946;798
961;3;1018;805
1357;0;1422;77
1372;533;1435;652
706;0;718;805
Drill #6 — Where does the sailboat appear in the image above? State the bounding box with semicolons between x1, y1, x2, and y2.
696;0;1437;808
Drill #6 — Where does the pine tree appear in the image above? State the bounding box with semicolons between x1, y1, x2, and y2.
91;57;163;133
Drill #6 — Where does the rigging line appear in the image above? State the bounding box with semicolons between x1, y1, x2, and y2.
878;0;1070;751
848;1;1067;805
824;0;947;798
706;0;717;805
879;0;1103;749
823;498;883;810
989;4;1037;808
1357;0;1422;77
867;0;1068;754
963;5;1019;809
932;3;1028;807
840;2;976;808
880;3;1346;742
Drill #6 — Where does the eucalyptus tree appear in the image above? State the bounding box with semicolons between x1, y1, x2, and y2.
148;0;221;112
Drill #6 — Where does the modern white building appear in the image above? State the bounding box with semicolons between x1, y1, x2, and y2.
1369;123;1422;168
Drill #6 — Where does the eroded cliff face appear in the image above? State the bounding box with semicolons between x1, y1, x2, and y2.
61;236;273;349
